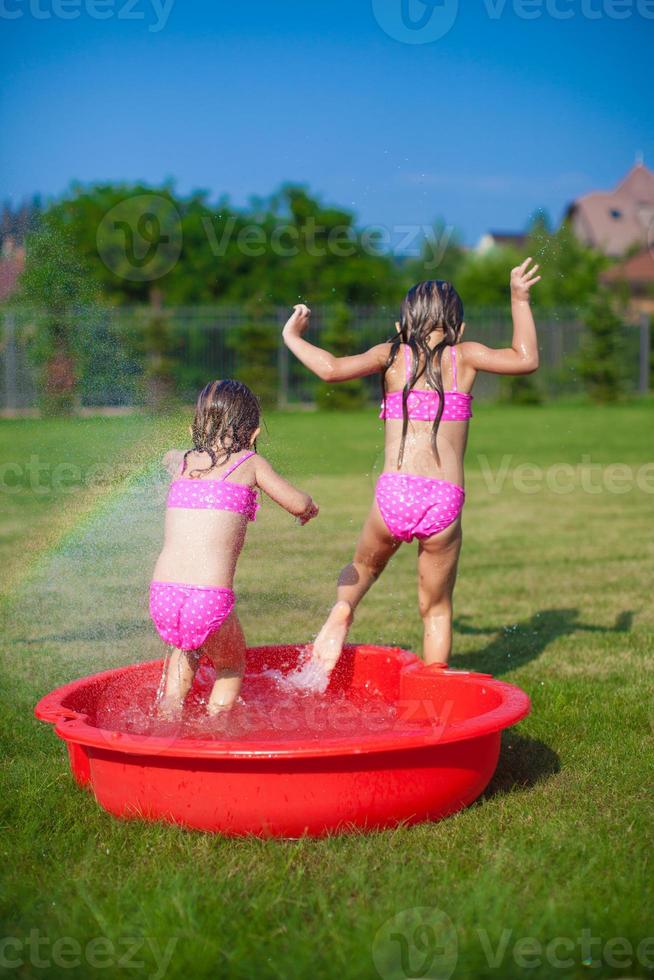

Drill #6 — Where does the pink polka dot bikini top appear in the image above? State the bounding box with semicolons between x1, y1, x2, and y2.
166;451;259;521
379;344;473;423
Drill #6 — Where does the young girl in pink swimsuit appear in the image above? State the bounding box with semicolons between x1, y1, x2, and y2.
283;259;541;674
151;379;318;717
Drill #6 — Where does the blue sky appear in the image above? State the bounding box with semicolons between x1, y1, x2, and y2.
1;0;652;244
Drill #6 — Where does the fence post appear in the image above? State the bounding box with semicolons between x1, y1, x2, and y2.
3;312;18;413
639;312;651;396
277;318;289;410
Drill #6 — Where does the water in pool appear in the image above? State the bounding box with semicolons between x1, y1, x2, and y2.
93;652;436;743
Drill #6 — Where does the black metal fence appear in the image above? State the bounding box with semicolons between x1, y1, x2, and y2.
0;305;648;411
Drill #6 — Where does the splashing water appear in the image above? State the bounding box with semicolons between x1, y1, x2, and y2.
264;645;331;694
92;656;429;744
152;646;172;712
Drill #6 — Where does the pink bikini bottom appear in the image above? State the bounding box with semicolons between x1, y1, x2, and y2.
375;472;465;543
150;581;235;651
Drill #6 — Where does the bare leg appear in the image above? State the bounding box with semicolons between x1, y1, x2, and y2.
158;648;200;719
313;501;401;670
417;519;462;665
203;610;246;714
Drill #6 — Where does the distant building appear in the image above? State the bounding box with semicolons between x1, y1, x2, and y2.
476;231;527;255
565;163;654;257
601;248;654;317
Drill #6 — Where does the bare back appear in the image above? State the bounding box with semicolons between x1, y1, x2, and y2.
152;451;256;589
382;344;473;486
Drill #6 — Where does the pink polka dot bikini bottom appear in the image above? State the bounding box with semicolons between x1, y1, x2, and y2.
149;581;235;651
375;472;465;543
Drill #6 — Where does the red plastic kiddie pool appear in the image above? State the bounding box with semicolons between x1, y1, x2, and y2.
35;644;530;837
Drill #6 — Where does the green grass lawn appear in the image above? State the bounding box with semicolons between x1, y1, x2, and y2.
1;402;653;979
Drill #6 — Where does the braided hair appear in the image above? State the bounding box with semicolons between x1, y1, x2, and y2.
183;380;261;479
382;280;464;469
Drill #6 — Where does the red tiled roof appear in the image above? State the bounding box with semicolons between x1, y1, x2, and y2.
602;248;654;286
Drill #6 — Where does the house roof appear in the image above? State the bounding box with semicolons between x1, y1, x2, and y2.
602;247;654;287
486;232;527;246
567;163;654;256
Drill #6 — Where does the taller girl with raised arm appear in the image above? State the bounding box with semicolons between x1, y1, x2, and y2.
283;260;541;674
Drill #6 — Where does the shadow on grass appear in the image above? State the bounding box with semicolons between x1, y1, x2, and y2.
482;731;561;801
450;607;634;675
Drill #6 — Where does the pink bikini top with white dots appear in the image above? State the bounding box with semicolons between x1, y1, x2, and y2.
380;344;473;423
166;451;259;521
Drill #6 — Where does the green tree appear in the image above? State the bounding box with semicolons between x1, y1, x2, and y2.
48;182;183;305
525;219;607;310
43;181;401;309
499;374;542;405
402;220;466;291
456;245;524;307
228;300;278;408
316;303;367;410
578;293;626;402
119;292;181;409
442;215;606;312
17;217;96;414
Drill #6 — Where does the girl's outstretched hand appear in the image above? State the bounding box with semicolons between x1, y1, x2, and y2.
510;258;541;301
283;303;312;338
298;499;319;526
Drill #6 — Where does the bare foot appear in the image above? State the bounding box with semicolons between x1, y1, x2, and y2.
312;600;353;672
207;673;242;716
207;693;239;716
207;700;234;717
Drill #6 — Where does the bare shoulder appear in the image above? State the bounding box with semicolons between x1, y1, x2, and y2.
253;453;274;476
457;341;488;368
373;341;393;365
162;449;185;477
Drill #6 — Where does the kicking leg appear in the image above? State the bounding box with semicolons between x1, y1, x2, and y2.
203;610;246;715
417;518;462;665
313;501;401;669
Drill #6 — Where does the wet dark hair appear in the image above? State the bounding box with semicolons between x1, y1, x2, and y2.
183;380;261;478
382;280;464;468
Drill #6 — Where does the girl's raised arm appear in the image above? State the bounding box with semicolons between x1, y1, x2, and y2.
282;304;390;382
462;259;541;376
